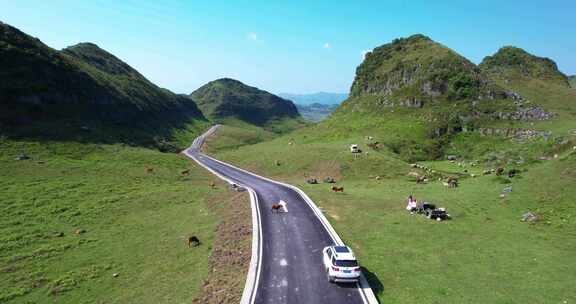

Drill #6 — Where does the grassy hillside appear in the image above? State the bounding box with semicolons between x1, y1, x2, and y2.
570;75;576;88
300;151;576;304
190;78;306;132
311;36;576;163
329;35;531;161
480;46;570;87
0;21;207;150
203;111;576;304
0;137;230;303
480;46;576;137
0;21;252;303
350;34;505;103
200;35;576;303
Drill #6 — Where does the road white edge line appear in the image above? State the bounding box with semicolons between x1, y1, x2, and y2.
182;126;262;304
190;125;378;304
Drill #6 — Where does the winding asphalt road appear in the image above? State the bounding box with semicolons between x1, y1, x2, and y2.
184;125;377;304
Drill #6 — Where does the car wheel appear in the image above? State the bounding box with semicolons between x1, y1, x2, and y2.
326;271;334;283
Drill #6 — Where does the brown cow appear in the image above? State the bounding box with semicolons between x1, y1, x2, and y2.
145;167;154;174
367;142;381;150
187;236;200;247
181;169;190;176
447;177;458;188
271;203;283;213
331;186;344;192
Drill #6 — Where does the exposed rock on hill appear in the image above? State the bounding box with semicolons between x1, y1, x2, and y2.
190;78;300;126
349;34;506;108
480;46;570;87
323;35;572;161
490;106;555;121
341;35;559;125
477;127;552;140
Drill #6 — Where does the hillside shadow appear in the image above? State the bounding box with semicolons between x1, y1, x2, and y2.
0;102;209;152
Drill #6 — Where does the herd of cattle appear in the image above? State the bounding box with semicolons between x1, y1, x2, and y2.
409;162;522;188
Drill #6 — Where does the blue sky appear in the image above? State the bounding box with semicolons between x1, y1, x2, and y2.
1;0;574;94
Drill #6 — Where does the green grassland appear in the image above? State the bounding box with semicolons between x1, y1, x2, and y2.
200;117;311;155
0;137;226;303
206;123;576;303
201;122;275;153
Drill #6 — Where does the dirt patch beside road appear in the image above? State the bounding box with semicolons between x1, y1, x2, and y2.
193;187;252;304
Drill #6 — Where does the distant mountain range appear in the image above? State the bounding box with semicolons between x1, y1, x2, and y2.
296;103;339;122
278;92;348;105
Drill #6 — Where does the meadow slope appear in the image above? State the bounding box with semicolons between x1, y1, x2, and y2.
0;136;249;303
205;125;576;304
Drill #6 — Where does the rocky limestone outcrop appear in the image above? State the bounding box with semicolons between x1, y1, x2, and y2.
480;46;570;87
349;35;509;107
477;127;552;140
491;106;555;121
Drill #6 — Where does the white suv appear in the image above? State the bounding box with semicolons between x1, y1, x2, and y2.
322;245;361;283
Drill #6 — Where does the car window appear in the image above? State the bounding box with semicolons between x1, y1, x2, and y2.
326;248;332;258
334;259;358;267
334;246;350;253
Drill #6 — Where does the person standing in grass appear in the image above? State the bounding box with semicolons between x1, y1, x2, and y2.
406;195;417;214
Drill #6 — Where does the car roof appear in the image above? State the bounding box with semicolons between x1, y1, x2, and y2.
329;246;356;260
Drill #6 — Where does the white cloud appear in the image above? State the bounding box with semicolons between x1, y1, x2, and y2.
247;32;259;41
323;42;332;50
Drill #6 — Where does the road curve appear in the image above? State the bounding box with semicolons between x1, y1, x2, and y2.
184;125;377;304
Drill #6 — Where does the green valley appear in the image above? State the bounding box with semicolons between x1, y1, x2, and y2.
200;35;576;303
0;22;249;303
2;5;575;303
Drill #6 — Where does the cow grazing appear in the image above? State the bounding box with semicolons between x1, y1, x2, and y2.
187;236;200;247
145;167;154;174
331;186;344;192
446;177;458;188
508;169;520;178
307;178;319;184
496;167;504;176
181;169;190;176
367;142;381;150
